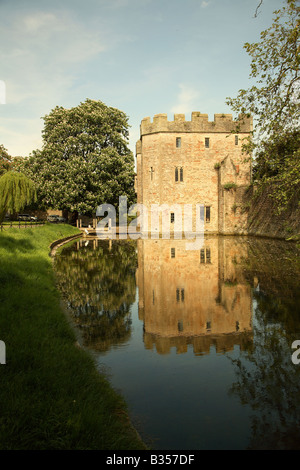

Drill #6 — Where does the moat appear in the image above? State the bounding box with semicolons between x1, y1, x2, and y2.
54;236;300;450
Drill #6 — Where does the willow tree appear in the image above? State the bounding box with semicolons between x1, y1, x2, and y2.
226;0;300;212
0;171;36;223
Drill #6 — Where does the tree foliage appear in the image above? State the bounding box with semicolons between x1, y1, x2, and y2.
0;145;12;177
54;240;137;351
226;0;300;212
18;99;136;215
0;171;37;223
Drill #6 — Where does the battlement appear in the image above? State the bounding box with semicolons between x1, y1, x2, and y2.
140;112;252;136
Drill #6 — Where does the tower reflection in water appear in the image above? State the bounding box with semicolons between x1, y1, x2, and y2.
137;237;253;356
55;236;253;355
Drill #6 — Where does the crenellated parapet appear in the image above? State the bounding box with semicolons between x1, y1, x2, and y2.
140;112;252;136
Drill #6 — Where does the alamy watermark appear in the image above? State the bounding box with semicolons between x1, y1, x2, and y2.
0;80;6;104
0;340;6;364
291;340;300;365
96;196;205;250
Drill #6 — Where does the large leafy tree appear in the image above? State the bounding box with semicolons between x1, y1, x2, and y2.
0;145;12;177
226;0;300;212
0;171;36;223
19;99;136;215
54;240;137;351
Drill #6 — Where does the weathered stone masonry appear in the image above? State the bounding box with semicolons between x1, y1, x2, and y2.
135;112;253;234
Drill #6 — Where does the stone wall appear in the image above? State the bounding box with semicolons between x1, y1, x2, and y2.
245;186;300;240
136;112;252;234
136;238;253;355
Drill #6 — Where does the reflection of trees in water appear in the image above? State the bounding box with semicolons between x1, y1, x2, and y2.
229;240;300;449
54;239;137;351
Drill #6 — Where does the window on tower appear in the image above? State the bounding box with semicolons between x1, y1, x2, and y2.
175;166;183;182
205;206;211;223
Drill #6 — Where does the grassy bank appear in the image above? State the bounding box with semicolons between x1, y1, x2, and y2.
0;224;146;450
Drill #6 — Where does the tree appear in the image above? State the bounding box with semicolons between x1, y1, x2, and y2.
0;171;37;223
0;145;12;177
226;0;300;212
20;99;136;215
54;240;137;351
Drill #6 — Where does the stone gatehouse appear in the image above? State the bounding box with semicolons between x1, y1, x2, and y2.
135;112;252;234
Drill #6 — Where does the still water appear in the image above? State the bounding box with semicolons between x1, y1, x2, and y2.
54;236;300;450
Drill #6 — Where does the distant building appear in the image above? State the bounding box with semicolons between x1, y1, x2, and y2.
135;112;252;234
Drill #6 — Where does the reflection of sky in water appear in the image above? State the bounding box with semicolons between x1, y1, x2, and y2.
55;236;300;450
97;292;252;450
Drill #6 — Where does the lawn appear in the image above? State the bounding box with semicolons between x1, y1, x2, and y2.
0;224;146;450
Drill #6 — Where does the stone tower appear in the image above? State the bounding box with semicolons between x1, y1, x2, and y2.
135;112;253;234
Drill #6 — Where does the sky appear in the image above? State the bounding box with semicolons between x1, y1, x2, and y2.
0;0;285;158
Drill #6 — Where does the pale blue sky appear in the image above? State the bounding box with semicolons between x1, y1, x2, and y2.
0;0;284;157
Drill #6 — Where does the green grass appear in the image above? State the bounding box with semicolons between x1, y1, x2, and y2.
223;182;237;190
0;224;146;450
1;221;44;226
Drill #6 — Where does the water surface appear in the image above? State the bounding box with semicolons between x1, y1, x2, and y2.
54;236;300;449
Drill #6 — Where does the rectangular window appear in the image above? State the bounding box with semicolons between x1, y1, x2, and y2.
180;167;183;182
205;206;211;223
205;137;210;148
176;137;181;148
175;167;178;182
170;212;175;223
176;289;184;303
206;321;211;331
150;166;154;180
235;135;239;145
178;320;183;332
171;248;175;258
200;247;212;263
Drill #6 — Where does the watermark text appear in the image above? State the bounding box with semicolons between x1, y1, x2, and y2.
291;340;300;364
96;197;205;250
0;340;6;364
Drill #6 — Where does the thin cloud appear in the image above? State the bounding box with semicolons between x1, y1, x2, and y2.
201;1;211;8
171;84;200;114
23;12;57;33
0;10;106;107
19;11;106;64
0;9;108;155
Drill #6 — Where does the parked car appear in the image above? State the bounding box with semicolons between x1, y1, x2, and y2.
47;215;59;223
47;215;66;223
18;214;32;221
56;216;67;223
